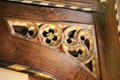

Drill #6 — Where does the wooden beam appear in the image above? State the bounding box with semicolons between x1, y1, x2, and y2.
94;0;120;80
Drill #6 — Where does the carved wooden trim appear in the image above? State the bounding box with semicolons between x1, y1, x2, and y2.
8;0;99;13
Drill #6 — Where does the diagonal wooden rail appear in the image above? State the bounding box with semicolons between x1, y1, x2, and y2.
0;16;96;80
0;1;96;80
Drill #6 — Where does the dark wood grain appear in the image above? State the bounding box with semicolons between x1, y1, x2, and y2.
40;0;100;10
0;1;96;80
41;0;94;4
7;0;99;12
0;1;93;24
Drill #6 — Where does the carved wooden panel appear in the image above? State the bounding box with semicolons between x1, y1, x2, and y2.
7;18;97;64
0;1;99;80
5;17;99;78
0;17;96;80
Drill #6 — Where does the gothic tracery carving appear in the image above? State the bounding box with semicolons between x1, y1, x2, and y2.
8;19;96;64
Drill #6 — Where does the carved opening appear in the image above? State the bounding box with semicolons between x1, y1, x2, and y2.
46;38;51;44
28;30;34;36
68;51;78;57
13;26;28;36
68;30;76;38
84;39;90;50
81;36;85;40
49;29;54;34
67;38;72;44
78;49;83;55
52;35;57;41
42;31;48;37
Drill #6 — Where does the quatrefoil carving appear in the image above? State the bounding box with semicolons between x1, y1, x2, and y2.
10;19;95;64
38;24;62;47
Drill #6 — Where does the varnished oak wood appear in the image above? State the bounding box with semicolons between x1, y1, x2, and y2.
93;0;120;80
0;1;96;80
0;1;93;24
39;0;100;10
0;16;96;80
41;0;96;4
7;0;100;12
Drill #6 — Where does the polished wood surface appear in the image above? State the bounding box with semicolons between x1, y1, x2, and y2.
0;1;93;24
0;16;95;80
39;0;100;10
7;0;99;12
40;0;95;4
0;1;96;80
94;0;120;80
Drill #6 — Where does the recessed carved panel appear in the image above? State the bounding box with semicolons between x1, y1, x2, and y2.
7;18;98;76
7;18;96;62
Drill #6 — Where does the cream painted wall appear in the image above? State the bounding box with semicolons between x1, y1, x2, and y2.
0;68;28;80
